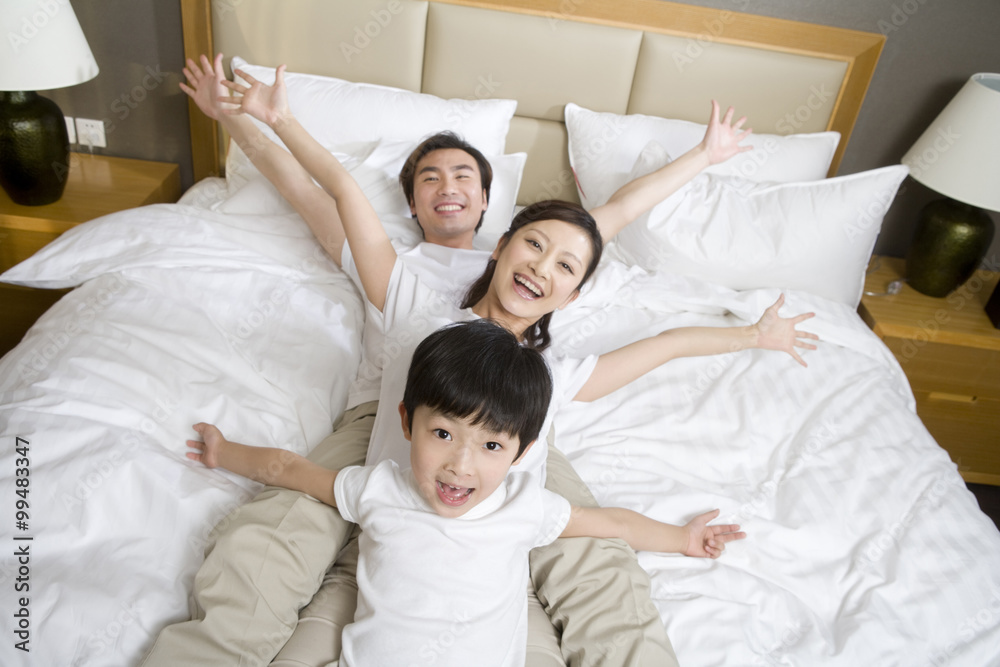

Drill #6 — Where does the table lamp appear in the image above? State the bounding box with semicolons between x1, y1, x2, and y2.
901;73;1000;298
0;1;99;206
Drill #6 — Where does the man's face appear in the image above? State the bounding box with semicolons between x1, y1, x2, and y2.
408;148;489;249
401;403;531;518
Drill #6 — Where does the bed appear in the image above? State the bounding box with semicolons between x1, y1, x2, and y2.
2;0;999;665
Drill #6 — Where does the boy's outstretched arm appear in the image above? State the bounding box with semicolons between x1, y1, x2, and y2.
186;423;339;508
574;294;818;402
181;53;351;268
561;507;745;558
589;100;752;243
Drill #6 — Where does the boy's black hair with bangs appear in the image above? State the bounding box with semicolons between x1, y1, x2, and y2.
402;320;552;460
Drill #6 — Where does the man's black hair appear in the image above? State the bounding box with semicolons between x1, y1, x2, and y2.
402;320;552;460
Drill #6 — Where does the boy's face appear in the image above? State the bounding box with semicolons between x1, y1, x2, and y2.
408;148;489;249
399;403;532;518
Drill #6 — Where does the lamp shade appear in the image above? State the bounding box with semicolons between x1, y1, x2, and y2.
0;1;99;91
901;73;1000;212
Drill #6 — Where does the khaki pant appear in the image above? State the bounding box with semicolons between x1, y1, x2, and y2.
142;401;677;667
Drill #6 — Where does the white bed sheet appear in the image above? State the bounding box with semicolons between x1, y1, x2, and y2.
549;262;1000;666
0;185;364;666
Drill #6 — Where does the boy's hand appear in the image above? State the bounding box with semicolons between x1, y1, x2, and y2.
186;422;228;469
179;53;231;122
752;294;819;367
221;65;292;128
701;100;753;166
683;509;746;558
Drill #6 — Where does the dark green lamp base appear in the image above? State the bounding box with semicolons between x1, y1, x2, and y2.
905;198;995;298
0;91;72;206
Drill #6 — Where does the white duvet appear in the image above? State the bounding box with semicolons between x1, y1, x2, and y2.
0;192;364;666
1;185;999;666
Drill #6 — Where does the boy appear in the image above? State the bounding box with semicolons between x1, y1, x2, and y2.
185;320;746;666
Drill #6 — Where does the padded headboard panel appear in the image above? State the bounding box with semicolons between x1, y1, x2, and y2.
183;0;883;204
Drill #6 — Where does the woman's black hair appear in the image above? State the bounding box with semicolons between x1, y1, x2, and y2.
460;200;603;350
398;131;493;233
402;320;552;460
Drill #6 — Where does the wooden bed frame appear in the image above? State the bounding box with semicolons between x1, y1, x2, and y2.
178;0;884;203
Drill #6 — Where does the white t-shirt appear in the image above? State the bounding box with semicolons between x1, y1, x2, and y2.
365;258;599;475
341;241;491;408
334;460;572;667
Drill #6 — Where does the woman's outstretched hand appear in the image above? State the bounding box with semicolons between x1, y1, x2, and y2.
701;100;753;166
752;294;819;367
220;65;292;128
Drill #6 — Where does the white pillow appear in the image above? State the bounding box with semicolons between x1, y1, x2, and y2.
220;141;412;219
476;152;526;249
564;102;840;209
611;142;909;306
225;56;517;192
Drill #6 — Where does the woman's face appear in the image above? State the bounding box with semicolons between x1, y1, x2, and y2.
487;218;594;322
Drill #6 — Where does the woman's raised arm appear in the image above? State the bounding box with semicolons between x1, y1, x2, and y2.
589;100;752;243
573;295;817;403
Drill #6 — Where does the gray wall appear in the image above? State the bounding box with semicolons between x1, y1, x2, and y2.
46;2;192;187
48;0;1000;262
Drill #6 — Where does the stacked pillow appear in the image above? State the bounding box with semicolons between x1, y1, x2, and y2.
565;103;908;307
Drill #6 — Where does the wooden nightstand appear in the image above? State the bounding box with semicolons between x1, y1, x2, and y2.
0;153;181;357
859;256;1000;485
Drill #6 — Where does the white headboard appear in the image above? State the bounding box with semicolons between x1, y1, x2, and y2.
180;0;884;204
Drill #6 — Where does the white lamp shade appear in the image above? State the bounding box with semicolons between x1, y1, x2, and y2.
902;73;1000;212
0;0;99;91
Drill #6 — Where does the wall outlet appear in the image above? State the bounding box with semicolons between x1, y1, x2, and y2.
65;116;76;143
76;118;107;148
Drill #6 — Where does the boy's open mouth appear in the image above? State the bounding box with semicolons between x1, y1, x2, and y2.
436;480;474;506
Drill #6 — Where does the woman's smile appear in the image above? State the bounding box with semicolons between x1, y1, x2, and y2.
513;273;544;299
